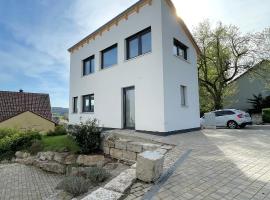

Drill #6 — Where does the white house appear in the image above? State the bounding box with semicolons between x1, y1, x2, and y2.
69;0;201;134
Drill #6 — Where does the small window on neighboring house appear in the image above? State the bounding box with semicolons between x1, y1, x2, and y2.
126;27;152;60
101;44;118;69
73;97;78;113
180;85;187;106
82;94;94;112
83;55;95;76
174;38;188;60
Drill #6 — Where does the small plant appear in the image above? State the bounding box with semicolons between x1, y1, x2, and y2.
47;125;67;136
56;176;90;197
28;139;43;155
85;167;110;184
262;108;270;123
68;119;102;154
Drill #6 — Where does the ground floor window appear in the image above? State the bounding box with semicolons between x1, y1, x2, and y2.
180;85;187;106
82;94;94;112
73;97;78;113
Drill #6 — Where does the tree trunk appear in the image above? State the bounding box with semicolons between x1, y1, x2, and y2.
214;95;223;110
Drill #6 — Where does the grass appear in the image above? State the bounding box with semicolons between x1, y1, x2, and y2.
41;135;80;153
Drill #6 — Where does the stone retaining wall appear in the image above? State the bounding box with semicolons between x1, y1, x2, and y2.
103;136;172;162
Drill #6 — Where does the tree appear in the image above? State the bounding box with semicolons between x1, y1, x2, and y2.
194;21;255;110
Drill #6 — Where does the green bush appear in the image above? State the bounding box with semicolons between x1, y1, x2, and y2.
29;139;44;155
56;176;90;197
47;125;67;136
262;108;270;123
0;128;19;139
0;129;41;160
85;167;110;184
68;119;102;154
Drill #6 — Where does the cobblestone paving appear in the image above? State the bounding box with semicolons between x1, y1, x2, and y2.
0;163;63;200
125;126;270;200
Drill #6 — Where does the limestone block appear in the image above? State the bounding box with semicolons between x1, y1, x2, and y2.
103;147;110;155
81;187;122;200
76;155;105;166
155;148;167;155
122;150;137;161
53;152;68;164
64;154;77;165
104;169;136;193
126;142;143;153
38;161;66;174
110;148;123;159
161;145;173;150
142;143;161;151
15;151;30;159
38;151;55;161
115;139;129;150
136;151;164;182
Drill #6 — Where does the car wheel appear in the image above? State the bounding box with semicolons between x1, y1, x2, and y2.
227;120;238;129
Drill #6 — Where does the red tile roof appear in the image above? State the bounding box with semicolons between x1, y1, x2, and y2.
0;91;53;123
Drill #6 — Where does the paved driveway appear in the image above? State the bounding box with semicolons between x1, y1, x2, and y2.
0;163;62;200
125;126;270;200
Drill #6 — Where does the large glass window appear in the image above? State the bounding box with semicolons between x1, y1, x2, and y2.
101;44;117;69
82;94;94;112
126;27;152;60
73;97;78;113
83;56;94;76
174;38;188;60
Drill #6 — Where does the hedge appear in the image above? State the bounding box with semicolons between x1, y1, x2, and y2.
0;129;41;160
262;108;270;123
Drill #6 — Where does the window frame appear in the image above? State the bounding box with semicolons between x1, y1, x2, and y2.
180;85;187;107
82;55;95;76
126;27;152;60
73;97;78;113
101;44;118;69
174;38;188;60
82;94;94;113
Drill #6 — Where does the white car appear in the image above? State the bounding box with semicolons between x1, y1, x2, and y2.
201;109;252;129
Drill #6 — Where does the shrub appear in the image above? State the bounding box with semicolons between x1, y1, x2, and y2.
0;129;41;159
262;108;270;123
0;128;19;139
29;139;44;155
68;119;102;154
47;125;67;136
85;167;110;184
56;176;90;197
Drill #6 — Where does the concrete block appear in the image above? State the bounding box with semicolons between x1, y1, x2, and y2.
81;187;122;200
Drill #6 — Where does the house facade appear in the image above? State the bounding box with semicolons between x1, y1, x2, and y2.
0;91;55;133
69;0;200;133
224;61;270;111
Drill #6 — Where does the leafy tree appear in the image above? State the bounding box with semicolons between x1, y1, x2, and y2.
194;21;260;110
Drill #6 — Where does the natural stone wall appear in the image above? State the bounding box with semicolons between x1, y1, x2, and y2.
103;136;172;163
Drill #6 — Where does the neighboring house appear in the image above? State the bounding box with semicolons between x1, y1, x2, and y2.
0;90;55;133
69;0;200;133
225;61;270;111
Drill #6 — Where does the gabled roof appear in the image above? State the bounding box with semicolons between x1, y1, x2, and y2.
0;91;53;123
68;0;201;55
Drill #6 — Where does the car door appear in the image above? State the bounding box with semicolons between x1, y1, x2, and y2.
214;111;226;126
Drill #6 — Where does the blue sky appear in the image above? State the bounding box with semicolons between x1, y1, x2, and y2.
0;0;269;107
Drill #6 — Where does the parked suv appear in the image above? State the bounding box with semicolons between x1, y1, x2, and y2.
201;109;252;129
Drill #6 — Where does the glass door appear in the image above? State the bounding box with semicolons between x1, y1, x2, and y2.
123;87;135;129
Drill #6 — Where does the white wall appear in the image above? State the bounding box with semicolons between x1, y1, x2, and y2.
69;0;166;132
161;0;200;131
69;0;200;132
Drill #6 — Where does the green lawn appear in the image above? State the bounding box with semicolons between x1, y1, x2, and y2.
41;135;80;153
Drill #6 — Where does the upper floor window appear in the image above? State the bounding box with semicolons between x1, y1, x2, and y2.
101;44;117;69
83;55;95;76
126;27;151;60
174;38;188;60
73;97;78;113
82;94;94;112
180;85;187;106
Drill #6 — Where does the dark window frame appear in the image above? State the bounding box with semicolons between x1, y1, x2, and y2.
82;94;94;113
83;55;95;76
180;85;187;106
174;38;188;60
101;44;118;69
73;97;78;113
126;27;152;60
